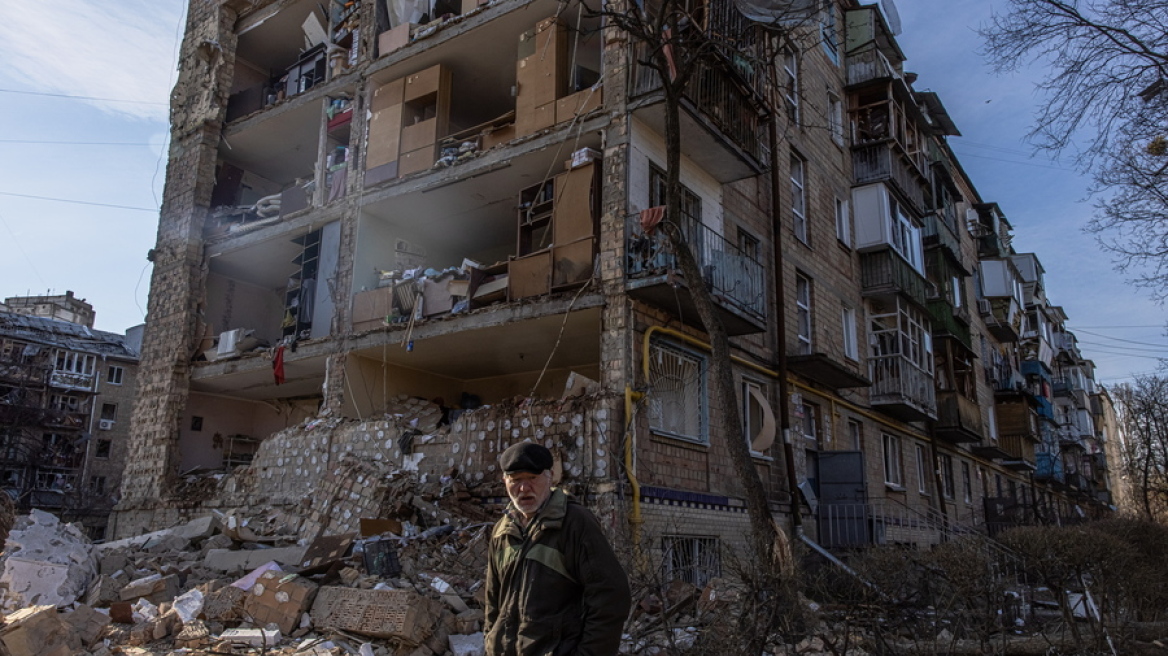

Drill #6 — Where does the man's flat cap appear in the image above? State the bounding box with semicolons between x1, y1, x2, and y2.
500;442;553;474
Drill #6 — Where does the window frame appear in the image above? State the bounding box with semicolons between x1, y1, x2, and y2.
841;306;858;361
781;47;799;122
828;92;844;145
834;196;850;246
790;154;808;244
95;439;112;459
647;340;709;444
796;273;813;355
915;444;930;495
821;2;840;64
741;377;771;457
882;433;903;488
939;454;956;500
662;535;722;588
107;365;124;385
846;419;862;450
961;461;973;504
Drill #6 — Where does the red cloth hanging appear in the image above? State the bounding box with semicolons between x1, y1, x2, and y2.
273;346;286;385
640;206;666;234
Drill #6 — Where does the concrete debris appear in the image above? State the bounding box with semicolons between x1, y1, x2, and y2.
0;509;96;611
0;604;80;656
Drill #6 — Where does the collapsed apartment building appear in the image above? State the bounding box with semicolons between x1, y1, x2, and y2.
0;293;141;540
116;0;1116;584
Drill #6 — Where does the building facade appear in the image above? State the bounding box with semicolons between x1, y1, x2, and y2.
118;0;1115;571
0;307;140;539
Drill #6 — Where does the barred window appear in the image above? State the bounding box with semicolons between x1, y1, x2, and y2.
648;342;707;443
662;535;721;588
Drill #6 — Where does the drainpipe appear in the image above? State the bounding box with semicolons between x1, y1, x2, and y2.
765;42;799;535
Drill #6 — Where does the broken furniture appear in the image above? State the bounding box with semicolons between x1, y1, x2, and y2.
366;63;453;184
515;18;604;138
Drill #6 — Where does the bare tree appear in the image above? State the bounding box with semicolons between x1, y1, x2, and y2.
978;0;1168;293
1112;375;1168;522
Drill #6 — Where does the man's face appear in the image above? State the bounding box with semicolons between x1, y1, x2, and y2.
505;470;553;518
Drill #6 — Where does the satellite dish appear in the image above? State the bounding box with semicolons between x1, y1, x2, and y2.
882;0;902;35
733;0;821;26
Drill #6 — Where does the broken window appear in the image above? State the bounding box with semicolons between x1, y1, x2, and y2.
95;439;112;459
648;341;707;444
54;351;95;376
662;535;720;588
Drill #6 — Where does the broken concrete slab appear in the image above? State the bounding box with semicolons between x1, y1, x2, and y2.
0;510;95;612
203;545;306;572
449;632;486;656
119;573;180;604
92;514;217;555
85;574;122;607
220;627;282;647
61;603;111;646
0;605;80;656
311;586;441;642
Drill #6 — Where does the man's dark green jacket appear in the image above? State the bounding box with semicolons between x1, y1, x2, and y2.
485;488;631;656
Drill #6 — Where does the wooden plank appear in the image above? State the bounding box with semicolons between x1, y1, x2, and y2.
508;251;552;300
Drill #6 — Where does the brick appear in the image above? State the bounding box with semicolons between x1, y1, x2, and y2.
310;586;441;642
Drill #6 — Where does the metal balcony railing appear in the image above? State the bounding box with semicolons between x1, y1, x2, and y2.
845;47;899;87
630;45;766;165
868;352;935;415
926;299;972;348
626;215;766;321
50;370;94;391
852;143;927;214
923;210;962;260
859;249;930;308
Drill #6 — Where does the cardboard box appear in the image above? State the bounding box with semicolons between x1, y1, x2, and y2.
556;87;603;123
399;146;436;176
370;78;404;112
242;571;319;635
377;23;413;58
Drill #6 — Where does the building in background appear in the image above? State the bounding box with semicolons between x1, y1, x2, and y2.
117;0;1116;574
0;298;139;540
2;290;97;329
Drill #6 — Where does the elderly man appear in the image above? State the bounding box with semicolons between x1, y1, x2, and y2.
484;442;631;656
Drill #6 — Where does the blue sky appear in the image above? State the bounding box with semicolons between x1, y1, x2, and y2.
0;0;1161;383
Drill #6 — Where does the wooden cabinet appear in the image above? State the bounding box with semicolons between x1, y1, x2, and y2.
511;160;599;297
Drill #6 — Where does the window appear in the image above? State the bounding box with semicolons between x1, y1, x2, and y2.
834;197;850;246
90;476;106;495
828;93;844;145
107;365;124;385
662;536;721;588
951;275;963;309
799;399;820;444
742;379;769;455
790;155;807;243
846;419;862;450
841;307;858;360
649;164;703;242
915;444;930;495
100;403;117;421
648;341;707;443
796;274;812;354
821;2;839;64
939;454;955;499
961;462;972;503
191;416;204;432
887;191;924;273
882;433;903;488
95;439;111;459
737;228;760;260
781;48;799;121
54;351;95;376
50;394;81;413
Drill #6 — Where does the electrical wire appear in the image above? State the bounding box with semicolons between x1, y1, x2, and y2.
0;209;47;287
0;191;158;212
0;140;161;146
0;88;167;105
1073;328;1168;348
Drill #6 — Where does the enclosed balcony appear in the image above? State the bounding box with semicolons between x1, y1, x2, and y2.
1035;451;1065;483
926;299;971;349
626;215;766;336
979;296;1023;343
998;433;1037;470
869;353;935;421
933;391;982;443
860;248;929;308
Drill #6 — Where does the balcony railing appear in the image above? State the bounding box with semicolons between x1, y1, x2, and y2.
630;45;766;165
923;211;962;260
845;47;899;87
626;215;766;321
49;370;94;391
998;433;1036;468
934;391;982;442
860;249;930;308
1035;451;1065;483
869;353;935;419
926;299;972;348
852;143;928;214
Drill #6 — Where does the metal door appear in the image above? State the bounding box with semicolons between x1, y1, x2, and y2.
817;450;870;547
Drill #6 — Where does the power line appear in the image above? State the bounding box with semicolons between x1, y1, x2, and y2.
0;210;46;287
1073;325;1164;329
0;191;157;212
1075;328;1168;349
0;139;161;146
0;88;167;106
948;149;1077;172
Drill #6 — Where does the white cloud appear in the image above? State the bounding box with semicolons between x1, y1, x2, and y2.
0;0;186;122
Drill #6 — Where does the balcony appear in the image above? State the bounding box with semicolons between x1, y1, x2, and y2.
787;353;870;390
1035;451;1065;483
869;353;935;421
998;433;1037;470
933;391;982;443
852;142;928;215
630;46;766;183
923;210;963;262
626;215;767;336
926;299;972;349
1034;396;1056;424
979;296;1022;343
860;249;930;308
845;47;901;88
49;370;94;391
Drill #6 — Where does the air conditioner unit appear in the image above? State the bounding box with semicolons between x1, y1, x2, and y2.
977;298;993;315
98;419;114;431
